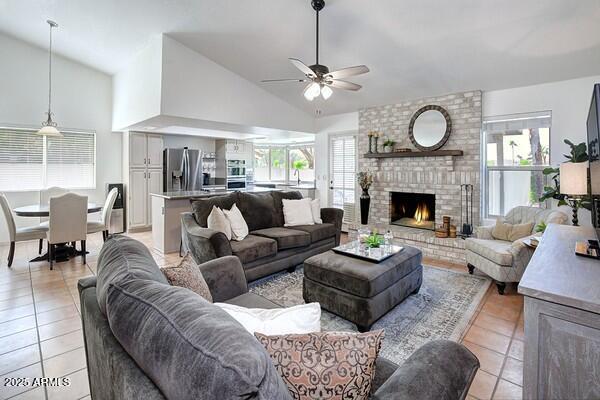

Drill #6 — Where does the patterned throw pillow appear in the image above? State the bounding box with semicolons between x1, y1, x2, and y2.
160;253;213;302
255;330;384;400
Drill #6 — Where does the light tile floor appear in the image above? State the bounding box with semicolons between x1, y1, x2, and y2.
0;232;524;400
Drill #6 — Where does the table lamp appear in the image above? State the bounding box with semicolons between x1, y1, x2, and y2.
560;162;588;226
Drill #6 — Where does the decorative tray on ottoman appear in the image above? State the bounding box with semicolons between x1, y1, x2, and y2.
332;240;404;263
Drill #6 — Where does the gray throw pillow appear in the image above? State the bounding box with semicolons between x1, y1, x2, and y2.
106;279;292;400
96;235;168;316
160;253;213;302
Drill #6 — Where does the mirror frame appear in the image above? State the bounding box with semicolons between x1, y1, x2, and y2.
408;105;452;151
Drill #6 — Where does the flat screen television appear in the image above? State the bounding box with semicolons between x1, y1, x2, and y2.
587;83;600;237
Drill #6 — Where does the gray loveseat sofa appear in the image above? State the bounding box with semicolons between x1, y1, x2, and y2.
80;235;480;400
181;190;343;281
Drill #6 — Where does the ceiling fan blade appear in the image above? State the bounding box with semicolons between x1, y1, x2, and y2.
327;80;362;91
325;65;369;80
261;78;308;83
289;58;316;78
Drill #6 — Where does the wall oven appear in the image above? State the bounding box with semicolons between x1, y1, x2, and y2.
227;177;246;190
227;159;246;178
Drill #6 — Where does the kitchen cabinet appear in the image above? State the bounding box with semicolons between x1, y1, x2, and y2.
123;131;165;231
217;139;250;160
147;169;163;225
128;169;148;228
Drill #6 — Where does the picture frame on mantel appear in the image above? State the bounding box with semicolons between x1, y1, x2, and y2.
408;105;452;151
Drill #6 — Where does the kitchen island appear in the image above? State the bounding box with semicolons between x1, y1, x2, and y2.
150;187;278;254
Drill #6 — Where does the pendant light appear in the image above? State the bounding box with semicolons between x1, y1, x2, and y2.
37;20;62;137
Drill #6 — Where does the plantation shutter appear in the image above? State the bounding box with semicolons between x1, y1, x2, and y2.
330;135;356;223
0;128;44;191
46;131;96;188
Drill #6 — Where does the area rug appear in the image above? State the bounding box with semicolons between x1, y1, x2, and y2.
249;265;490;365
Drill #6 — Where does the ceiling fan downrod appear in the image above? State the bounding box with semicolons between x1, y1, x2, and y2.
310;0;328;76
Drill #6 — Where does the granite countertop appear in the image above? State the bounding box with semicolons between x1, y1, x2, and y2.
254;182;316;190
151;186;278;200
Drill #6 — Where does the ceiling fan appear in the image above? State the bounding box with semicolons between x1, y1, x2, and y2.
262;0;369;101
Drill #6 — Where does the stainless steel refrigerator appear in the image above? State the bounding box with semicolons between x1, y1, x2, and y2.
163;147;203;191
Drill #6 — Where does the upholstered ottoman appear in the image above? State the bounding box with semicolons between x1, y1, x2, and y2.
303;246;423;332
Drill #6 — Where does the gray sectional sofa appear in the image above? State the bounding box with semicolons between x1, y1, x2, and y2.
80;235;480;400
181;190;343;281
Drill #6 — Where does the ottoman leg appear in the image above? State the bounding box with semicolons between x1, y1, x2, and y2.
467;263;475;274
412;286;421;295
287;265;297;273
357;324;371;333
496;281;506;295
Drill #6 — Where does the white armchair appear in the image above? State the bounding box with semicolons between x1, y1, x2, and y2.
465;206;568;294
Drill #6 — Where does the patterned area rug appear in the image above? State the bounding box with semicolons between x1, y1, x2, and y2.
250;265;490;365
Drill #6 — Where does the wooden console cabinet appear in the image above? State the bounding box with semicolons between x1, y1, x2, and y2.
519;224;600;400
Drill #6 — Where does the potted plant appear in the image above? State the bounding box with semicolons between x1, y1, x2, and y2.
292;160;307;185
383;138;396;153
357;171;374;225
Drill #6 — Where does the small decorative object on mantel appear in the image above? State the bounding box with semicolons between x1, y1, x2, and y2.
373;132;380;153
394;148;412;153
382;138;396;153
357;171;374;225
367;131;375;153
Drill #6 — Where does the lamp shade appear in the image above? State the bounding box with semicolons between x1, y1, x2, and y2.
560;162;588;195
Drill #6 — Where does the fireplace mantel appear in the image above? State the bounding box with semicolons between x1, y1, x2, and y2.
363;149;463;159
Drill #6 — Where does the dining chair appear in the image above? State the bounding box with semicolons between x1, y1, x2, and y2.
47;193;87;269
87;188;118;241
39;187;69;254
0;194;48;267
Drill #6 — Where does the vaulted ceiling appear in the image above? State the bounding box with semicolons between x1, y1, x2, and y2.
1;0;600;116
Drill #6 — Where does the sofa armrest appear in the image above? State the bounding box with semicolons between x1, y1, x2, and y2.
321;208;343;245
181;212;232;265
474;225;494;240
197;255;248;302
78;276;97;295
372;340;479;400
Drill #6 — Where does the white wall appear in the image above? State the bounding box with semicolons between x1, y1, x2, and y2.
112;36;163;131
0;33;119;243
483;75;600;225
160;35;315;134
162;134;215;154
314;112;359;207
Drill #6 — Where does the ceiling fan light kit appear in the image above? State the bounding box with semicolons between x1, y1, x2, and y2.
262;0;369;102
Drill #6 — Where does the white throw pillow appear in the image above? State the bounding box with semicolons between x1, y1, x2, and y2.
207;206;232;240
283;198;314;227
223;203;249;241
310;198;323;224
214;302;321;335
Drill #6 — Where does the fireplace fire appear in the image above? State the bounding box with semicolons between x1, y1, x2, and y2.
390;192;436;230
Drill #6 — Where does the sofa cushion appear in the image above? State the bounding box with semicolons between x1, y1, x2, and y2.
230;234;277;264
191;192;238;227
251;227;311;250
237;192;277;231
272;191;303;226
160;253;213;302
106;279;292;400
293;223;337;243
96;235;168;316
465;238;513;266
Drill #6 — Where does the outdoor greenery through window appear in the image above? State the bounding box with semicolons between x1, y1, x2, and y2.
483;112;551;217
0;127;96;191
254;144;315;184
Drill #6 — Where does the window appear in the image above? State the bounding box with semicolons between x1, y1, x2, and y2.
483;112;551;217
288;145;315;183
0;127;96;192
253;144;315;184
330;135;356;223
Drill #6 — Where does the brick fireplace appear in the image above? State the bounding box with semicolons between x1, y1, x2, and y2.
355;90;482;262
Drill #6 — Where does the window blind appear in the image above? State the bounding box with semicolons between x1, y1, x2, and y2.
46;131;96;189
330;135;356;222
0;128;95;191
483;111;552;133
0;129;44;191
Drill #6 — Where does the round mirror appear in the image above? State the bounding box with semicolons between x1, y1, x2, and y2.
408;105;452;151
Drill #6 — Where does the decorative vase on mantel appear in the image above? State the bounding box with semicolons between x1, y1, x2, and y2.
360;188;371;225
